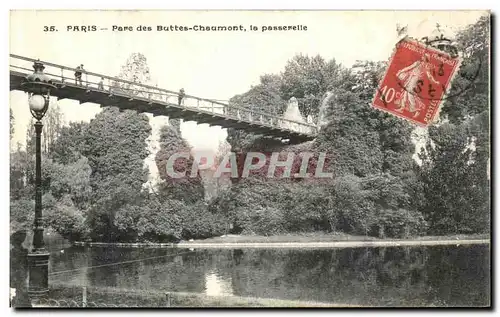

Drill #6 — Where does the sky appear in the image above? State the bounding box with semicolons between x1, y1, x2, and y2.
9;10;487;178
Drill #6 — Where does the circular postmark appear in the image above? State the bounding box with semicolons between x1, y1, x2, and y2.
390;37;483;103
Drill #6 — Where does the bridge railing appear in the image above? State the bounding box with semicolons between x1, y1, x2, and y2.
9;55;318;135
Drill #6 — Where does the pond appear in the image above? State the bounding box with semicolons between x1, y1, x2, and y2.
48;244;490;307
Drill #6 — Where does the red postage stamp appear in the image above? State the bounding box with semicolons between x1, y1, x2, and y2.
372;38;461;126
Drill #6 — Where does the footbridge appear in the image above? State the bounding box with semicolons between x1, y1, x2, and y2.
9;55;318;144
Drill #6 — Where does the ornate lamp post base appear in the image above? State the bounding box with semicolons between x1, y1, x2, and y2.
28;252;50;298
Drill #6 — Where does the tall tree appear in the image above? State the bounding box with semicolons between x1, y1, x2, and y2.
230;74;285;116
442;15;490;123
280;55;344;117
220;53;422;238
84;107;151;241
418;116;489;234
50;122;90;165
316;87;384;177
76;53;154;241
416;15;490;235
42;155;92;241
10;147;31;201
26;101;64;155
154;125;204;204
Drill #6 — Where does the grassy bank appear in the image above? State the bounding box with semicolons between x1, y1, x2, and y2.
72;233;490;249
181;232;490;244
45;284;351;307
72;232;490;249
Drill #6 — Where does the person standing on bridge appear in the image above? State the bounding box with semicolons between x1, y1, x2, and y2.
74;64;84;86
178;88;185;106
98;77;104;90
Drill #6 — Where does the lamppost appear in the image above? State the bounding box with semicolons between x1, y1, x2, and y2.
21;60;57;299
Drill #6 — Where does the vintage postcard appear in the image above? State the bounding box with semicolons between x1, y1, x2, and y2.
9;10;490;308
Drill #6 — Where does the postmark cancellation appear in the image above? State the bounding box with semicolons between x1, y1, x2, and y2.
372;37;462;127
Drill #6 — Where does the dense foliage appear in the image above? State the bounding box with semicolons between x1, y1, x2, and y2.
10;17;490;242
10;53;223;242
411;16;490;235
213;17;489;238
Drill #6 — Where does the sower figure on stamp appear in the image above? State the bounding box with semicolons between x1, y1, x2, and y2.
178;88;185;106
74;64;84;85
394;53;440;118
10;231;32;308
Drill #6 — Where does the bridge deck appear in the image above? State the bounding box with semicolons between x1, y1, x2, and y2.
9;55;317;144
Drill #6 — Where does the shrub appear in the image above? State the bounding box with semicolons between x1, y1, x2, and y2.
371;208;428;238
115;200;184;243
179;202;227;240
10;199;35;233
242;207;287;236
44;194;88;241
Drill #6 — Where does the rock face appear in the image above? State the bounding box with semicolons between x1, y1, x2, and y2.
317;91;335;131
279;97;309;133
143;115;170;192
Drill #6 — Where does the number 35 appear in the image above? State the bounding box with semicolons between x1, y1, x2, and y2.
44;26;56;32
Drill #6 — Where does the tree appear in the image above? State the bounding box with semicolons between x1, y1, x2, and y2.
10;198;34;233
26;102;64;155
209;178;294;234
178;201;226;239
226;73;287;150
361;173;428;238
316;88;384;177
280;55;344;116
350;60;387;100
45;155;93;210
415;16;490;235
114;198;184;242
154;125;205;204
441;15;489;123
43;193;88;241
83;107;151;241
49;53;154;241
417;115;489;234
10;147;31;200
347;60;415;177
10;141;94;241
221;53;421;238
328;175;374;235
50;122;90;165
231;73;285;115
82;52;154;238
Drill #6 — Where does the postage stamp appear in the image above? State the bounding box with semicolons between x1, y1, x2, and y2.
372;37;462;126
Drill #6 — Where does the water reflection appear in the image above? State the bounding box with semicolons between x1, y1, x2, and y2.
49;245;490;307
205;270;233;297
